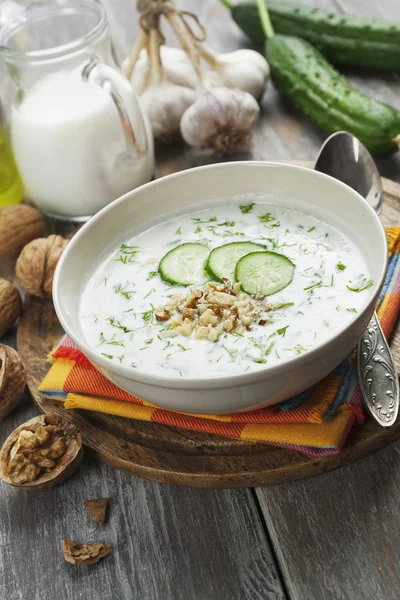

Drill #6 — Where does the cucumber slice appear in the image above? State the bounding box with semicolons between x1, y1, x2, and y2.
159;243;209;286
206;242;265;282
235;251;295;296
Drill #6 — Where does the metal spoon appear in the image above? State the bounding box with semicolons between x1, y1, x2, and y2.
315;131;399;427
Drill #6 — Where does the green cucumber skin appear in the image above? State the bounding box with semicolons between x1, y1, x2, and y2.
266;35;400;156
232;1;400;70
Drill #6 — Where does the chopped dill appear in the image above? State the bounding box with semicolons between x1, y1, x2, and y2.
142;305;155;324
308;226;316;233
139;346;149;351
239;202;255;214
337;262;346;271
195;225;202;234
103;277;107;286
117;354;124;364
192;216;217;223
346;278;374;292
347;307;358;313
336;305;341;311
101;353;113;360
115;244;140;265
143;287;156;299
175;227;182;235
275;349;280;359
218;220;235;227
265;341;275;356
271;302;294;310
113;282;135;299
304;281;322;292
277;325;289;337
258;212;275;223
107;316;133;333
178;343;190;352
147;270;158;280
323;320;329;327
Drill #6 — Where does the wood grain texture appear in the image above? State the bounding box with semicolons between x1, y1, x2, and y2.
15;169;400;488
1;0;400;598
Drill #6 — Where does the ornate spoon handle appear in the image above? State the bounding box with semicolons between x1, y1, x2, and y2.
357;312;399;427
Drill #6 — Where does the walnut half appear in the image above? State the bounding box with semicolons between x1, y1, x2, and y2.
0;414;83;490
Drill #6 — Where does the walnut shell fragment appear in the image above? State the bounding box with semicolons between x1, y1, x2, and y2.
0;345;26;420
0;278;23;336
0;204;45;257
0;414;83;490
84;498;109;525
16;235;68;298
63;540;113;565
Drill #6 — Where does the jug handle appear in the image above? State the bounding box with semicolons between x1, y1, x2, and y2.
82;57;145;156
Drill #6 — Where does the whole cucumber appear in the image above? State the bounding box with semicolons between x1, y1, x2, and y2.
266;35;400;156
232;1;400;70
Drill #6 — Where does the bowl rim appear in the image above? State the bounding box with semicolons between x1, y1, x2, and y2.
53;161;388;390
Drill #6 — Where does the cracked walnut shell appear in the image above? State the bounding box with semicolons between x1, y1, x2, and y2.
16;235;68;298
0;204;45;257
63;540;113;565
0;278;23;336
0;414;83;490
0;345;26;420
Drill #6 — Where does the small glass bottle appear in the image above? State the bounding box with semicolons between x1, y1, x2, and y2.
0;99;23;207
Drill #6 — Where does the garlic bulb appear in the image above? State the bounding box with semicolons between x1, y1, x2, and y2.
204;50;270;101
141;81;197;141
180;87;260;154
123;46;197;96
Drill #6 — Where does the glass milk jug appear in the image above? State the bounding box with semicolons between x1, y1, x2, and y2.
0;1;154;220
0;98;23;207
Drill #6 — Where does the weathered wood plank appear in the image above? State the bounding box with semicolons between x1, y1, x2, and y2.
0;426;285;600
256;443;400;600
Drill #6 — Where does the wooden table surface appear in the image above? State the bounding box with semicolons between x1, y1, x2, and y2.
1;1;400;599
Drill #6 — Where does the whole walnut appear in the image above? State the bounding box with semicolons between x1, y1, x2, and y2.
0;204;45;257
16;235;68;298
0;278;23;336
0;345;26;420
0;414;83;490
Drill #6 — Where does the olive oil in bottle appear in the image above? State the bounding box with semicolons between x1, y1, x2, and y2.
0;101;23;207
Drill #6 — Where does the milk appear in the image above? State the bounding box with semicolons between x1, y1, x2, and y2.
11;66;154;218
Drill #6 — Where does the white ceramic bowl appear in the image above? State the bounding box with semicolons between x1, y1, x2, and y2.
53;162;388;414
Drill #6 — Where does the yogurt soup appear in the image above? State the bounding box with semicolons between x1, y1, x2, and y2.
80;199;374;378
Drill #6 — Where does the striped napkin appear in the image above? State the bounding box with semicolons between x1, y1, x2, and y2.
39;227;400;457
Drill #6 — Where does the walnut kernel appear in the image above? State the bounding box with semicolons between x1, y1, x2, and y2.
0;414;83;489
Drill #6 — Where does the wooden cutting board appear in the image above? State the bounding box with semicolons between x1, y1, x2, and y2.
16;165;400;488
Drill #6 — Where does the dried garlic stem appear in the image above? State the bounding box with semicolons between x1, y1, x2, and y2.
195;42;218;68
123;29;148;79
148;28;164;86
166;12;204;84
